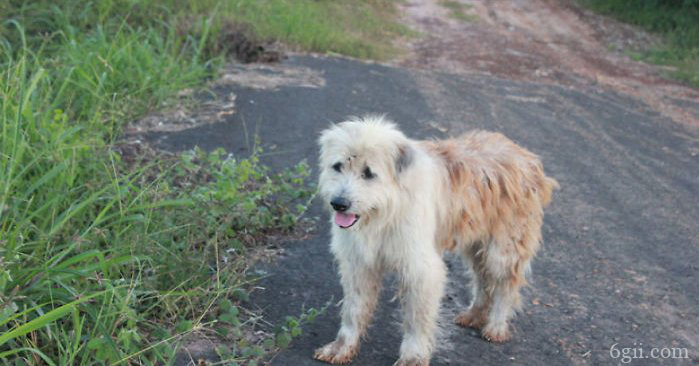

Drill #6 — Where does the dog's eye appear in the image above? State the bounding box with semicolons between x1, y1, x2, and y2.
362;166;376;180
332;162;342;172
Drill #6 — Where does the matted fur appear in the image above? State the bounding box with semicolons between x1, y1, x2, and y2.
313;116;558;366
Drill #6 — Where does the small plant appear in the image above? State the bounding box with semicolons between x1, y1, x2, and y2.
213;302;329;365
272;306;324;349
580;0;699;87
171;147;313;236
440;0;479;22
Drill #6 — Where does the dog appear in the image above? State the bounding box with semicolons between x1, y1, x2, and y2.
313;116;558;366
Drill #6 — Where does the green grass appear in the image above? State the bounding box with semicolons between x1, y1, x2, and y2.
0;0;408;364
1;0;411;61
218;0;414;59
439;0;479;22
580;0;699;87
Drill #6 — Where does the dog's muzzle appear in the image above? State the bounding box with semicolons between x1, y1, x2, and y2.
330;197;359;228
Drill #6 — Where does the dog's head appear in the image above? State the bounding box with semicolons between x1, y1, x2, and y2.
318;116;413;229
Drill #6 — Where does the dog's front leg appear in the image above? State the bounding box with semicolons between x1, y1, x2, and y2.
395;253;446;366
314;251;382;364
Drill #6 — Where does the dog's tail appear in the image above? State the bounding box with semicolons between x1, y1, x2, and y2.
539;175;560;208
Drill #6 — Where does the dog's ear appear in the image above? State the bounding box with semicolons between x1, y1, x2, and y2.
318;125;335;149
395;144;413;175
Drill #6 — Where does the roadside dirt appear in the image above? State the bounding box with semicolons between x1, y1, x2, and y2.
396;0;699;128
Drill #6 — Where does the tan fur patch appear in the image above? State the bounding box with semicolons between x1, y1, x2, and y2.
423;131;557;342
423;131;557;274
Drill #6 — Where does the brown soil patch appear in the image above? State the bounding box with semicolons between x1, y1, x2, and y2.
216;23;283;63
395;0;699;127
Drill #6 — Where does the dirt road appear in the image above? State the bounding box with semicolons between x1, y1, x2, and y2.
398;0;699;129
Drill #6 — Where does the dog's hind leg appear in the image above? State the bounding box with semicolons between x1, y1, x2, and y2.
481;279;522;342
455;241;491;329
395;252;447;366
314;255;382;364
480;236;531;343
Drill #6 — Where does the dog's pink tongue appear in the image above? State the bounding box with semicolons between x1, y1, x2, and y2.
335;212;357;227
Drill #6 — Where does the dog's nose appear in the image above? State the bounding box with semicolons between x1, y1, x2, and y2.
330;197;351;212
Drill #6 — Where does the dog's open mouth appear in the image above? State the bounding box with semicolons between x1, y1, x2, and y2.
335;212;359;228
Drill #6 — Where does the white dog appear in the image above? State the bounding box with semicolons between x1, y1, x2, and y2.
313;116;558;366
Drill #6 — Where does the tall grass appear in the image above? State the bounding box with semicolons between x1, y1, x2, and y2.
0;0;365;364
2;0;410;62
217;0;413;59
580;0;699;87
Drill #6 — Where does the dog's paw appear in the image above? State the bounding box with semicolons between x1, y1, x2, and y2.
313;340;357;365
454;309;486;329
481;324;511;343
393;357;429;366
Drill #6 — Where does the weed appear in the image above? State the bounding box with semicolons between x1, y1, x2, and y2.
580;0;699;87
214;301;330;365
439;0;479;22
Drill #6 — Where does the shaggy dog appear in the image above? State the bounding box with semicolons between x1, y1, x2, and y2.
313;116;558;366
